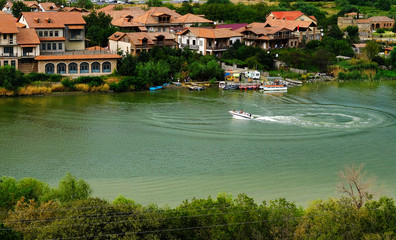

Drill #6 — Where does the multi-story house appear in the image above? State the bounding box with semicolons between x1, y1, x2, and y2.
133;7;182;33
19;12;86;52
266;11;317;25
17;11;120;77
108;31;177;56
0;13;21;68
39;2;60;12
176;27;243;56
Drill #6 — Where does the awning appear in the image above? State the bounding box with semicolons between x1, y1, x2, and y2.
68;25;84;30
21;45;38;47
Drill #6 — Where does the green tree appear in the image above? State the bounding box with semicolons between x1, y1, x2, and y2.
375;0;391;11
206;0;231;4
147;0;163;7
136;60;171;86
83;12;117;47
74;0;93;9
390;47;396;69
345;25;359;43
311;48;333;72
363;40;380;61
50;173;92;203
0;222;22;240
328;25;344;39
0;0;7;10
0;66;27;93
11;1;29;18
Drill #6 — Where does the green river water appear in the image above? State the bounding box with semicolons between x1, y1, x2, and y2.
1;81;395;207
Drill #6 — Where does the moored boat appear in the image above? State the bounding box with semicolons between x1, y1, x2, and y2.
259;85;288;91
150;86;163;91
228;110;254;119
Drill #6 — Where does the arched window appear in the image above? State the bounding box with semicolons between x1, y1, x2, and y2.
68;62;77;74
80;62;89;73
45;63;54;74
102;61;111;73
91;62;100;73
57;63;66;74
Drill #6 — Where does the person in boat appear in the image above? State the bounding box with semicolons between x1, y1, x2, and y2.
241;109;243;113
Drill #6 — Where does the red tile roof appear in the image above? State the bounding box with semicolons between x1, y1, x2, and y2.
17;28;40;45
270;11;304;20
217;23;248;31
174;13;213;24
20;12;86;29
0;14;19;34
177;27;243;38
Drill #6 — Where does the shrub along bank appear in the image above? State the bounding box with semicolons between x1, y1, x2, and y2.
0;175;395;239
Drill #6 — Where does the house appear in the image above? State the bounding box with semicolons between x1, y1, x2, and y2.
23;1;41;12
0;13;23;68
39;2;60;12
111;15;147;32
369;16;394;30
263;19;321;43
337;16;394;39
237;23;299;49
18;12;87;52
133;7;182;33
176;27;243;56
108;31;178;56
266;11;317;25
173;13;214;28
16;11;121;76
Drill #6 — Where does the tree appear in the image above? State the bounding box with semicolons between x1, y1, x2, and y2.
345;25;359;43
147;0;163;7
83;12;117;47
337;163;375;209
311;48;333;72
0;66;27;94
363;40;380;61
390;47;396;69
11;1;29;18
375;0;391;11
50;173;92;203
136;60;170;86
328;25;344;40
74;0;92;9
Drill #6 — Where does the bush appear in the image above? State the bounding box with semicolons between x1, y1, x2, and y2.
376;28;385;34
0;66;27;92
61;79;75;90
74;76;104;87
24;73;50;82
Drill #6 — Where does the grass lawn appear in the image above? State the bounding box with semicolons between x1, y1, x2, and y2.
372;31;396;38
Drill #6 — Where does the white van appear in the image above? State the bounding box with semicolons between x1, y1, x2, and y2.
244;71;260;80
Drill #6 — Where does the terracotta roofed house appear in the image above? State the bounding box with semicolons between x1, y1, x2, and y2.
173;13;214;28
0;13;20;67
108;31;177;56
133;7;182;33
39;2;60;12
369;16;394;30
176;27;243;56
18;11;86;52
266;11;317;25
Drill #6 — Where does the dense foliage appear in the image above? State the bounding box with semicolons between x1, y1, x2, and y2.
83;12;117;47
0;175;395;239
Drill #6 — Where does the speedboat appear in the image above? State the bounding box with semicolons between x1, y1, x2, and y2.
259;85;287;91
229;110;254;119
189;86;205;91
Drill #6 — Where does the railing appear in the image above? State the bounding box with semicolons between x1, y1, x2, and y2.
206;45;230;50
41;50;116;56
69;36;84;41
180;43;199;50
0;53;16;57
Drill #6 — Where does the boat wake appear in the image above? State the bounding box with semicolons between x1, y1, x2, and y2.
252;107;393;129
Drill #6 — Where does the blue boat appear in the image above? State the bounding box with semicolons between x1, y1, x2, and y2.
150;86;163;91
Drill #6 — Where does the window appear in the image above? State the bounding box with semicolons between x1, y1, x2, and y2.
4;47;13;56
39;31;43;37
58;43;62;51
53;43;56;50
50;31;53;37
91;62;100;73
44;31;48;37
47;43;51;50
4;60;8;65
193;40;196;45
80;62;89;73
55;31;59;37
102;62;111;73
68;63;77;74
3;34;7;39
57;63;66;74
11;60;15;67
45;63;55;74
41;43;46;50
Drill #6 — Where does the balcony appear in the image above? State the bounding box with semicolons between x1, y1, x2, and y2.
21;53;37;58
68;36;84;41
206;45;230;50
180;43;199;50
0;53;16;57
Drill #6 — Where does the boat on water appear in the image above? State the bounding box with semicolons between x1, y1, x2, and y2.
189;86;205;91
150;86;163;91
228;110;254;119
223;85;239;90
259;85;288;91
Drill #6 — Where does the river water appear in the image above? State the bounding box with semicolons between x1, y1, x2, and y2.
1;81;395;207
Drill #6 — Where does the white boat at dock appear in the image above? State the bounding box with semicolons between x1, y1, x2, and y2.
229;110;254;119
259;85;288;91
